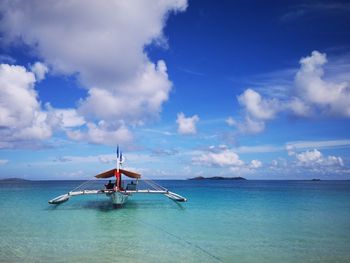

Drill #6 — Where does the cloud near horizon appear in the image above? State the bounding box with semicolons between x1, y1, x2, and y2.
192;147;263;174
190;145;348;177
270;148;347;177
294;149;344;167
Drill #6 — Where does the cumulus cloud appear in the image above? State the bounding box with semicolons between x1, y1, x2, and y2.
266;148;348;177
192;147;263;174
66;121;132;146
0;0;187;86
0;0;188;145
294;51;350;117
176;112;199;135
30;62;48;81
234;89;280;134
0;63;53;148
50;108;86;128
0;63;89;148
79;60;171;124
267;148;347;176
238;89;281;120
295;149;344;167
234;51;350;134
286;144;296;156
193;149;244;167
235;116;265;135
249;159;262;169
0;64;37;127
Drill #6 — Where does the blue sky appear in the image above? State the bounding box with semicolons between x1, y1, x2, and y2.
1;0;350;179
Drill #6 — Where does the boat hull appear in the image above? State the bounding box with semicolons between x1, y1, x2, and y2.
108;191;129;208
48;194;70;204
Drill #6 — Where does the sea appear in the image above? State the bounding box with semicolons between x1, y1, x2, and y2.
0;180;349;263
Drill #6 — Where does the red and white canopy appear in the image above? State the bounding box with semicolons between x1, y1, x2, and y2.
95;168;141;179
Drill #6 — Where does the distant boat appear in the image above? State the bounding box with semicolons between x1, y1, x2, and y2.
49;147;186;208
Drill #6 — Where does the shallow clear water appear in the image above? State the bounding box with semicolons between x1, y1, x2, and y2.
0;180;350;263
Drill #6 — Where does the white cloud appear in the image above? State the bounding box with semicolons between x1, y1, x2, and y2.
281;3;350;22
98;155;116;164
142;128;174;136
286;139;350;151
249;159;262;169
50;108;86;128
287;97;312;117
235;116;265;134
0;0;188;143
0;64;37;127
286;144;296;156
0;63;53;148
295;149;322;164
40;152;156;172
193;149;244;167
66;121;132;146
295;149;344;167
234;145;282;154
234;51;350;135
238;88;281;120
1;0;187;86
294;51;350;117
225;116;236;126
30;62;48;81
0;62;131;148
192;147;263;174
176;112;199;135
234;89;279;134
266;148;348;177
79;60;171;124
53;154;115;164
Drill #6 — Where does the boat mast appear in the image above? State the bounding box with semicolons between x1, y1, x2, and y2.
115;145;122;190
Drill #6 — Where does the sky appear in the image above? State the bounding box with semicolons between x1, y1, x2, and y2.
0;0;350;180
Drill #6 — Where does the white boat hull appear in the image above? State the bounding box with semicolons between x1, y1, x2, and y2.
49;189;187;207
108;191;129;208
48;194;70;204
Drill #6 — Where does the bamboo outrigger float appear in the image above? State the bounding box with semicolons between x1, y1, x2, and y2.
49;147;187;208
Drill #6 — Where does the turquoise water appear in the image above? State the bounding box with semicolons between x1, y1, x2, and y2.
0;180;350;263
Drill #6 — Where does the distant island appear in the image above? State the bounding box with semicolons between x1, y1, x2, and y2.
188;176;247;180
0;178;31;182
311;179;321;181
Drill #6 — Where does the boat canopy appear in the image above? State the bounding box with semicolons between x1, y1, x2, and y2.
95;168;141;179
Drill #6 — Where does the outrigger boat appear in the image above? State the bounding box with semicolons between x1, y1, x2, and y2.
49;147;187;208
